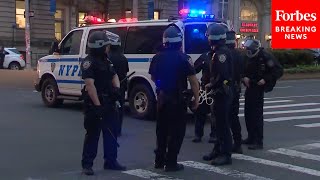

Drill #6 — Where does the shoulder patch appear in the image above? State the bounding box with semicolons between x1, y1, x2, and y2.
82;60;92;70
218;54;226;63
188;57;194;67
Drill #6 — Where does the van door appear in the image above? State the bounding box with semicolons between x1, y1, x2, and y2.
56;29;84;96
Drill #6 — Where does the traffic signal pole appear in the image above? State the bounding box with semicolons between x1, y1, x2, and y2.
25;0;32;70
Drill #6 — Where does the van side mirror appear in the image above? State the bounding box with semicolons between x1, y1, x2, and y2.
50;41;60;55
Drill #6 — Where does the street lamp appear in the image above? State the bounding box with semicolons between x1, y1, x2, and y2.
236;34;241;48
265;34;272;48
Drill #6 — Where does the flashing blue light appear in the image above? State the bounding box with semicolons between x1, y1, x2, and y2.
187;14;215;20
193;29;200;33
189;9;206;15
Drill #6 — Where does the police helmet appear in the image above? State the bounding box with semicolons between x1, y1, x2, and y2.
206;23;227;46
87;31;112;49
163;25;183;44
243;39;261;51
226;31;236;45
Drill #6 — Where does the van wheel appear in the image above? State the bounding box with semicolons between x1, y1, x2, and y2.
41;78;63;107
129;84;156;120
9;62;21;70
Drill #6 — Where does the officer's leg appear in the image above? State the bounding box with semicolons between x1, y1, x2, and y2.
154;103;169;168
243;87;254;144
231;89;243;153
166;103;186;171
81;111;101;170
211;94;232;166
248;87;264;150
209;111;217;143
193;107;206;142
117;90;125;136
203;103;219;161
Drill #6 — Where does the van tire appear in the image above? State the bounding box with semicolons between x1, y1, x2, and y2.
9;62;21;70
41;78;63;107
129;84;156;120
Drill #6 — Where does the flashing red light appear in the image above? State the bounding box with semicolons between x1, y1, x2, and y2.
179;8;189;15
118;18;138;23
84;15;105;24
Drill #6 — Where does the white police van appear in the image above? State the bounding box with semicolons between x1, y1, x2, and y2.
35;13;229;120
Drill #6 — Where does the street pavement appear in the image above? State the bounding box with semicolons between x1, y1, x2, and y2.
0;79;320;180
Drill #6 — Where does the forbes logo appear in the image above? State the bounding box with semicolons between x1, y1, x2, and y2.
275;10;317;22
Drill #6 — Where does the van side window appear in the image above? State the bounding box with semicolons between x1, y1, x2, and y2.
60;30;83;55
185;24;210;54
125;26;166;54
86;27;128;54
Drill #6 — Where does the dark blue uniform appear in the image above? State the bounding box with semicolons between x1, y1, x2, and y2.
193;52;216;140
209;45;234;158
109;51;129;136
149;49;195;168
229;48;244;147
81;55;119;169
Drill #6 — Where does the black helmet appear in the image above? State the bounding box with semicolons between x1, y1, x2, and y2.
163;25;183;44
207;23;227;46
244;39;261;57
226;31;236;45
88;31;112;49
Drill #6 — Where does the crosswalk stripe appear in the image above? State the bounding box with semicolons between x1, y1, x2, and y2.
239;108;320;117
291;143;320;150
180;161;272;180
295;123;320;128
269;148;320;162
123;169;183;179
240;94;320;101
239;103;320;110
264;115;320;122
240;100;293;106
233;154;320;177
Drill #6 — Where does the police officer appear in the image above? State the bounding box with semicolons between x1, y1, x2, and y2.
225;31;244;154
81;31;126;175
149;25;200;171
242;39;283;150
202;23;233;165
109;37;129;137
0;46;5;69
192;51;217;143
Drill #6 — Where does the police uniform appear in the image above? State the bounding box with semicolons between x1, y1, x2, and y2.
193;52;217;143
149;25;196;172
226;31;244;153
203;23;233;166
81;31;125;176
109;40;129;136
243;39;283;150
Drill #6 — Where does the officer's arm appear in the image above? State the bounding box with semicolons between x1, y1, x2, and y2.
112;74;120;88
194;54;205;74
149;56;158;83
184;56;199;100
263;51;280;82
84;79;101;106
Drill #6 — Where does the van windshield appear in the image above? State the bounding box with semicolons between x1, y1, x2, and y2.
185;24;210;54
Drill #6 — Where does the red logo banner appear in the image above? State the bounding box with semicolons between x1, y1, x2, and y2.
272;0;320;49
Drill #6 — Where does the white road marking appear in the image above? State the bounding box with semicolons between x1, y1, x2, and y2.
291;143;320;150
239;108;320;117
264;115;320;122
180;161;272;180
240;100;293;106
123;169;183;180
274;86;292;89
240;94;320;101
233;154;320;177
269;148;320;162
239;103;320;110
295;123;320;128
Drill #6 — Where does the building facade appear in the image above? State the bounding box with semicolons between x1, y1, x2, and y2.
0;0;271;66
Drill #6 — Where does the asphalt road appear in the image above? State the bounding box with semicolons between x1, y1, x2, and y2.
0;79;320;180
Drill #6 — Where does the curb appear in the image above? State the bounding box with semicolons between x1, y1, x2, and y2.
280;73;320;80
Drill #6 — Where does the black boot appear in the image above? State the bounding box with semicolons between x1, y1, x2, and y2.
154;162;165;169
242;138;254;145
192;136;202;143
164;163;184;172
248;143;263;150
211;155;232;166
232;144;243;154
203;150;220;161
104;161;127;171
82;168;94;176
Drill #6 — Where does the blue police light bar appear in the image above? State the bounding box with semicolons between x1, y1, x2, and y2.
187;14;215;19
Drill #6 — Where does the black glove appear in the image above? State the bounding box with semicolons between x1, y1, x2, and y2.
94;105;104;119
111;87;121;102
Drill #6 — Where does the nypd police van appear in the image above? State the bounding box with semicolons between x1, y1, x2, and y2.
34;12;229;120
